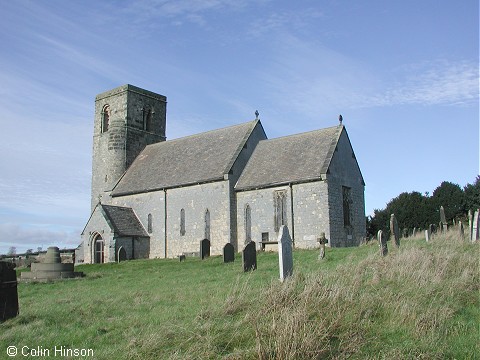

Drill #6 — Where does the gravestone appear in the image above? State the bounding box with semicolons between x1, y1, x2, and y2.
317;232;327;260
472;209;479;243
200;239;210;260
278;225;293;281
429;224;435;238
402;228;408;238
468;210;473;240
425;229;430;242
223;243;235;263
242;241;257;272
117;246;127;262
440;206;448;231
390;214;400;247
458;221;464;241
378;230;387;256
0;261;19;322
412;228;417;237
179;254;186;262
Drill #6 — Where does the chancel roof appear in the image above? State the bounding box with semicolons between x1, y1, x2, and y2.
101;205;148;237
235;125;343;191
112;120;260;196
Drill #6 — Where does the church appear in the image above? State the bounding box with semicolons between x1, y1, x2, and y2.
79;84;365;263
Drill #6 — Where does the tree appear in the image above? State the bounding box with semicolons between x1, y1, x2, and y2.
7;246;16;256
430;181;466;222
464;176;480;212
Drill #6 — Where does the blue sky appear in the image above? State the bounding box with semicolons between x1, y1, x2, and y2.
0;0;478;254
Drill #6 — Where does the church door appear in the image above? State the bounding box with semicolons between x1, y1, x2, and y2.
93;235;104;264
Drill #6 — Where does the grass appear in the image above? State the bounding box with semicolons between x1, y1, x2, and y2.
2;232;478;359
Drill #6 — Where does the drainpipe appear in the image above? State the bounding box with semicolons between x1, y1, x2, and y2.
289;183;295;247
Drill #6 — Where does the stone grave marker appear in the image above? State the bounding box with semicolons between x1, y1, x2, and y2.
0;261;19;321
179;254;186;262
468;210;473;240
425;229;430;242
390;214;400;247
278;225;293;281
440;206;448;231
472;209;479;243
242;241;257;272
458;221;464;241
378;230;387;256
223;243;235;263
317;232;327;260
412;227;417;237
200;239;210;260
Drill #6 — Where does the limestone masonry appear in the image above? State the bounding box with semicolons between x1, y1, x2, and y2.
79;84;365;263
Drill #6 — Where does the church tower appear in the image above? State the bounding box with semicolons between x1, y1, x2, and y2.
91;85;166;210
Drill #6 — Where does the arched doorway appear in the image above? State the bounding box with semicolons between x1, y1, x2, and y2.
93;234;104;264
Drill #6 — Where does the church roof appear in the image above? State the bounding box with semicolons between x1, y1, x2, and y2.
235;125;343;191
101;205;148;237
112;120;261;196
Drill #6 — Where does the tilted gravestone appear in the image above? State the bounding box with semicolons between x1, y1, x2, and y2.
458;221;464;241
278;225;293;281
440;206;448;232
317;232;327;260
390;214;400;247
412;227;417;237
242;241;257;272
200;239;210;260
223;243;235;263
378;230;387;256
472;209;479;243
0;261;19;322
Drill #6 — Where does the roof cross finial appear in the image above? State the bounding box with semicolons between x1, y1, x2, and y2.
338;114;343;125
255;110;259;120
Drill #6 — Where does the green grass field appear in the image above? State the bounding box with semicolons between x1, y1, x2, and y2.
2;233;479;359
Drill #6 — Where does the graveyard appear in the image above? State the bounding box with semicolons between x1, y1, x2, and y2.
1;231;478;359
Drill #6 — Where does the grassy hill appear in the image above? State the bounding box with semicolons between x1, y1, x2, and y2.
2;232;478;359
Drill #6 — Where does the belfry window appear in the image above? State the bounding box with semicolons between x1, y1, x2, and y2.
102;105;110;133
145;109;152;131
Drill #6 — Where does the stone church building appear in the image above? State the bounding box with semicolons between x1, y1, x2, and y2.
79;84;365;263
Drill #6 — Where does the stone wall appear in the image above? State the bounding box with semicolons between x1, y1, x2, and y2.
81;206;115;263
326;129;365;246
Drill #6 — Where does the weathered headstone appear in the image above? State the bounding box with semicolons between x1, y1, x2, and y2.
440;206;447;231
458;221;464;241
317;232;327;260
179;254;186;262
472;209;479;243
200;239;210;260
468;210;473;240
429;224;435;237
412;227;417;237
0;261;19;322
278;225;293;281
117;246;127;262
390;214;400;247
223;243;235;263
425;229;430;242
402;228;408;238
242;241;257;272
378;230;387;256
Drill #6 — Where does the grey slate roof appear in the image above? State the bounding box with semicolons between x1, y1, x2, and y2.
112;120;260;196
101;205;148;237
235;125;343;191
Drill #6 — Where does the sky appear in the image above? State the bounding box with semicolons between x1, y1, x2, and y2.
0;0;478;254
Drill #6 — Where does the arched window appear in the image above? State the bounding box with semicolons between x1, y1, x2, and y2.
102;105;110;133
204;209;210;240
245;204;251;243
93;233;104;264
180;209;185;236
147;213;152;233
145;109;152;132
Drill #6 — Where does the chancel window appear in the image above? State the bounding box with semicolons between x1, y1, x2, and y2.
180;208;185;236
101;105;110;133
274;190;287;232
342;186;352;226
